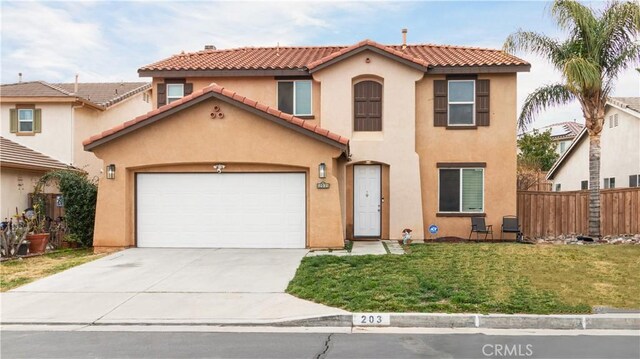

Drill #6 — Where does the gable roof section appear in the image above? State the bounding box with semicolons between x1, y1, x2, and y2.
1;81;151;109
1;136;71;172
83;83;349;152
306;39;429;73
531;121;584;141
138;41;530;76
546;128;587;180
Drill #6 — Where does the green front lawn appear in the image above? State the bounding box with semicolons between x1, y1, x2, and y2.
1;249;106;292
287;244;640;314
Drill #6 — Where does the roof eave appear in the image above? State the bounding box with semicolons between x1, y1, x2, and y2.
427;64;531;74
138;69;310;78
84;91;349;153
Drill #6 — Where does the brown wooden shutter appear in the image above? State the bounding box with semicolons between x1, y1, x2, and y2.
9;109;18;133
434;80;448;127
34;109;42;133
476;79;490;126
157;83;166;107
184;83;193;96
354;81;382;131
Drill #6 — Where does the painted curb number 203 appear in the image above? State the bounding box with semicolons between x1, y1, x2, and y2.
353;313;390;326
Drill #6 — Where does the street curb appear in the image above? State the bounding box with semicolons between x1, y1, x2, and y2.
2;313;638;330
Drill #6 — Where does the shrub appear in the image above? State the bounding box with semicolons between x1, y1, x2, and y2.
35;170;98;247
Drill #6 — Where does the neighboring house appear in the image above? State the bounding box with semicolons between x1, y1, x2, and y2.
84;39;530;250
521;121;584;155
0;136;69;219
1;81;152;178
547;97;640;191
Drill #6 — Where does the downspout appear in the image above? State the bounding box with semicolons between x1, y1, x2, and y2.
71;101;85;167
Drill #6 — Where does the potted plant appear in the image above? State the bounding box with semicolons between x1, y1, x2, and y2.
22;203;50;254
61;233;81;249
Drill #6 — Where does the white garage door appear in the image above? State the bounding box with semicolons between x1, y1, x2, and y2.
136;173;306;248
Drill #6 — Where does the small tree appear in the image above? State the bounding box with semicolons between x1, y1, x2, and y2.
35;170;97;247
518;130;560;171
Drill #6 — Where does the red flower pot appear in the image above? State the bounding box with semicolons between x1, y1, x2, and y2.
27;233;50;254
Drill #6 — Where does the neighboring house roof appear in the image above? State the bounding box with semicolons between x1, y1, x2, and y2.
84;83;349;152
138;40;530;76
0;81;151;109
609;97;640;114
546;97;640;180
529;121;584;141
0;136;70;171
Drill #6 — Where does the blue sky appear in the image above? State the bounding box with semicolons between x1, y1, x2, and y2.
1;1;638;129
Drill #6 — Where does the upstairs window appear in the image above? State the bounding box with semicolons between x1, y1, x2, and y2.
354;80;382;131
278;80;312;116
9;105;41;134
555;183;562;192
439;168;484;213
581;180;588;190
166;83;184;104
448;80;475;125
18;109;34;132
630;175;639;188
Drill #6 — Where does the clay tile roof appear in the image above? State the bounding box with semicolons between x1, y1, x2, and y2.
83;83;349;150
1;136;71;171
139;41;528;73
1;81;150;108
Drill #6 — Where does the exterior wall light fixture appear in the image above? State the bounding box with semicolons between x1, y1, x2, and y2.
318;163;327;179
106;164;116;179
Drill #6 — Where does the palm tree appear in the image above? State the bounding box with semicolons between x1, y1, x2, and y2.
504;0;639;237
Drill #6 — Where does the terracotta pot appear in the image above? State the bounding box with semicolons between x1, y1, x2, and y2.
27;233;50;254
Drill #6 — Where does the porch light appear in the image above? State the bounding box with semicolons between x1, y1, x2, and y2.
318;163;327;179
106;164;116;179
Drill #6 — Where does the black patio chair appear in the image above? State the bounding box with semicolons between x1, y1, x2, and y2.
501;215;522;241
469;217;493;241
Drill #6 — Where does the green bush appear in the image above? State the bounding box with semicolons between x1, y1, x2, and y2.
36;170;97;247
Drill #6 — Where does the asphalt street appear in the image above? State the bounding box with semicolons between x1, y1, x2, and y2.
2;330;639;359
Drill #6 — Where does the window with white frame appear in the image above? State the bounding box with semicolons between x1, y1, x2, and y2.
439;168;484;213
166;83;184;104
604;177;616;189
630;175;639;188
277;80;312;116
555;183;562;192
18;108;34;132
448;80;475;125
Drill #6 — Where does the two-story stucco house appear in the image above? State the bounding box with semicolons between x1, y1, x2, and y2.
547;97;640;191
1;81;151;218
84;39;530;250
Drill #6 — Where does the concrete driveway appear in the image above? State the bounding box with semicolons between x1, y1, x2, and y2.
1;248;347;325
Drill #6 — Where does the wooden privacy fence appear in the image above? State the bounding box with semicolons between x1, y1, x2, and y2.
517;188;640;237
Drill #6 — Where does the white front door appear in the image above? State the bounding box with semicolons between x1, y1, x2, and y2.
354;165;381;237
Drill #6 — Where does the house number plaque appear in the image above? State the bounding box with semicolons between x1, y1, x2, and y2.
316;181;330;189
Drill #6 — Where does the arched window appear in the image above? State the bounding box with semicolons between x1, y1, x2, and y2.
354;81;382;131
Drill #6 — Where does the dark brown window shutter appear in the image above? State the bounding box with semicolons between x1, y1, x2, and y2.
354;81;382;131
434;80;447;127
157;83;166;107
9;109;18;133
476;79;490;126
33;109;42;133
184;83;193;96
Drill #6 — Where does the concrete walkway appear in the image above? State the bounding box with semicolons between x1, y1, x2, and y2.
0;248;347;325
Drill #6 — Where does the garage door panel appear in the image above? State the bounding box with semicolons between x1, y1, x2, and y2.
136;173;306;248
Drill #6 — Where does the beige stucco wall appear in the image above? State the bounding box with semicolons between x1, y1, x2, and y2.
0;167;58;219
151;77;322;127
312;50;426;239
74;91;152;178
416;73;518;239
90;97;344;249
552;106;640;190
1;102;74;164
